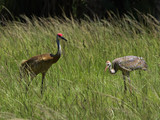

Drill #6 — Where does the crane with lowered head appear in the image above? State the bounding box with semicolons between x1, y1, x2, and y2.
20;33;67;94
105;56;147;93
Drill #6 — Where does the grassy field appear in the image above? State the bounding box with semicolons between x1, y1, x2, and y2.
0;14;160;120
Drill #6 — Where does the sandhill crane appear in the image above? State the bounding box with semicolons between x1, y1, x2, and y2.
105;56;147;93
20;33;67;94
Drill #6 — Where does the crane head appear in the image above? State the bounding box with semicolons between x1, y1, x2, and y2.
57;33;67;41
105;61;111;71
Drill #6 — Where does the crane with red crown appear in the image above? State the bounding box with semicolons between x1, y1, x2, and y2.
20;33;67;94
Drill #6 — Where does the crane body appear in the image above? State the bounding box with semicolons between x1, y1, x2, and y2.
20;33;67;94
105;56;147;93
21;53;60;76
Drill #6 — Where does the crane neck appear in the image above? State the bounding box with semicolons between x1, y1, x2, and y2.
56;36;61;57
109;65;116;74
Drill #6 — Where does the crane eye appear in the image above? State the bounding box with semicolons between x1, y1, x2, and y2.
106;63;111;66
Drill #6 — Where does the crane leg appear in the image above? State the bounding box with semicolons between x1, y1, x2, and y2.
25;75;34;91
139;71;141;77
123;74;127;93
126;74;132;93
41;73;46;95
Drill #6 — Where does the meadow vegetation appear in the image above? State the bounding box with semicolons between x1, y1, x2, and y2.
0;14;160;119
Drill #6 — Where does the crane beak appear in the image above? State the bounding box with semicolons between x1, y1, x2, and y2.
61;36;67;41
105;66;108;72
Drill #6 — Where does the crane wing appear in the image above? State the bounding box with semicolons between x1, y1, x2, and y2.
116;56;146;71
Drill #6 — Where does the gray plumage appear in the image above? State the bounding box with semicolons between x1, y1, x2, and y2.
112;56;147;72
105;56;147;93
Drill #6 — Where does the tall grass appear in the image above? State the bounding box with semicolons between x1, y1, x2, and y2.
0;14;160;119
